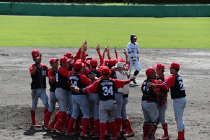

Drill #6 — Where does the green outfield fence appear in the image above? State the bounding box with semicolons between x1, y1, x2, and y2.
0;2;210;17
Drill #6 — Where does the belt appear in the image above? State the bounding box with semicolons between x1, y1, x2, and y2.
101;99;115;101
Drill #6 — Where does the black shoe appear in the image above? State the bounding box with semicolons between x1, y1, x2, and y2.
133;80;137;84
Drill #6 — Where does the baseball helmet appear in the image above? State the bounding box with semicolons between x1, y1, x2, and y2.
130;34;137;41
146;67;156;78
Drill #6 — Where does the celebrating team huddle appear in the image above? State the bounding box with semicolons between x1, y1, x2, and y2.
29;35;186;140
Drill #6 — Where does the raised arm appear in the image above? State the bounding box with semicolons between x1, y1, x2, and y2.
123;48;130;65
106;46;112;60
95;44;104;66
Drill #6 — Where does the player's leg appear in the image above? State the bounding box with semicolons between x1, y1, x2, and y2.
173;97;186;139
146;102;159;139
122;97;135;137
99;101;109;140
54;88;68;134
107;100;117;139
115;93;123;138
158;100;169;139
66;94;80;135
141;101;151;139
133;59;141;84
39;88;49;126
129;57;134;73
30;89;40;127
63;91;72;131
93;93;100;137
78;95;90;138
44;91;56;130
87;93;94;135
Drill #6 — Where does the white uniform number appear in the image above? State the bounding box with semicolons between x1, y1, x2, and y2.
71;80;77;86
178;77;185;91
102;86;113;96
143;81;149;92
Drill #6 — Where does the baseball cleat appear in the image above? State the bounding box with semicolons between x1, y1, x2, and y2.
109;136;117;140
43;125;51;131
123;131;135;137
116;132;121;138
53;128;63;135
104;130;110;136
158;135;170;140
94;132;100;137
133;79;137;84
80;132;90;138
31;123;41;128
65;131;75;136
89;130;94;136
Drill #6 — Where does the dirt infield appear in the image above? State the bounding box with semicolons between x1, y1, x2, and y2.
0;47;209;140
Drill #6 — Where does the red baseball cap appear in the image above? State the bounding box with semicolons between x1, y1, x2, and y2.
101;66;110;75
31;49;41;60
118;58;126;63
168;62;180;70
104;59;109;64
90;59;98;67
73;62;82;70
109;59;117;66
60;56;70;64
154;63;165;70
64;52;74;58
146;67;156;78
49;58;59;64
86;60;91;65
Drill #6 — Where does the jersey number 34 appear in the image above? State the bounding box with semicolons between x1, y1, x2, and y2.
102;86;113;96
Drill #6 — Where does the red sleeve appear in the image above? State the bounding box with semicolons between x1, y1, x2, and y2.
163;75;168;82
29;64;35;75
48;70;54;83
73;47;82;62
166;75;175;88
67;71;72;79
156;75;175;92
97;51;104;66
81;51;85;64
59;67;69;77
113;79;130;89
152;79;160;93
85;80;100;94
80;74;92;86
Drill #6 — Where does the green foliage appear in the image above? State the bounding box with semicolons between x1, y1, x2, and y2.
0;16;209;49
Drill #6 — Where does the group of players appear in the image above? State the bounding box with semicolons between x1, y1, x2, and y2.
29;34;186;140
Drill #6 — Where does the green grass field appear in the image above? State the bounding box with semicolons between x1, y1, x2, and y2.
0;16;209;49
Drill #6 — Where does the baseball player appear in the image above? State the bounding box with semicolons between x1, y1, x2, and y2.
65;62;92;138
53;56;71;134
141;67;166;140
110;61;135;138
43;58;59;130
147;62;186;140
127;34;141;84
154;63;170;140
70;66;134;140
29;49;49;127
87;58;101;137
